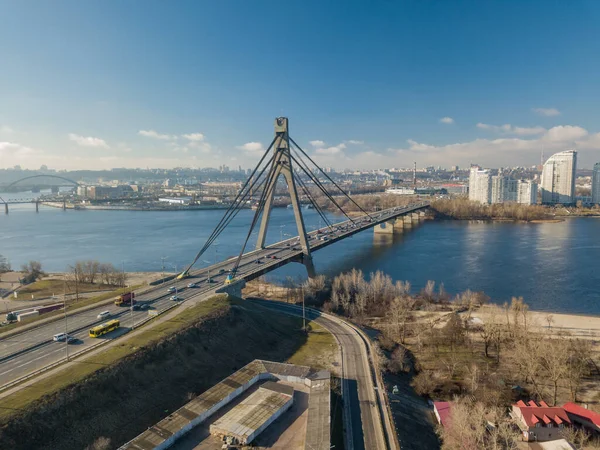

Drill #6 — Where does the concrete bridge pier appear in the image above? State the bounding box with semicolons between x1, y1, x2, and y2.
373;220;395;235
62;200;66;210
215;279;246;298
419;210;426;220
4;203;7;214
403;214;413;229
411;212;420;224
35;200;39;213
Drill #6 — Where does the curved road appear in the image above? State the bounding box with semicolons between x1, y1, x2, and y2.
247;299;390;450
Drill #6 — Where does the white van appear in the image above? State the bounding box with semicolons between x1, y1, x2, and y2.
53;333;67;342
97;311;111;320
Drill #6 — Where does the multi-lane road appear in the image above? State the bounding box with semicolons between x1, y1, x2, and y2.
0;202;429;388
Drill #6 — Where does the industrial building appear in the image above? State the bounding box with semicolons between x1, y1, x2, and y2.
120;360;330;450
210;381;294;445
541;150;577;205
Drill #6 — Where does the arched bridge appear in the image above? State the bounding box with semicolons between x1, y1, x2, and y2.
1;174;79;213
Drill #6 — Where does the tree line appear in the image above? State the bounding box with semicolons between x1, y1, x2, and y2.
280;270;598;449
430;198;551;221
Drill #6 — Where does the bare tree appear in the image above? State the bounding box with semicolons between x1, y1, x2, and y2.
20;260;44;284
0;254;10;273
540;337;569;406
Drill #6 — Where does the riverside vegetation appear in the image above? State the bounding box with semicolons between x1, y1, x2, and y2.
271;270;600;449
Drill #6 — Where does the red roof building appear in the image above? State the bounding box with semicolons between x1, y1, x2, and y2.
512;400;571;442
433;401;452;428
563;402;600;433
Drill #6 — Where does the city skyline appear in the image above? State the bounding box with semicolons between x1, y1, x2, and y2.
2;2;600;170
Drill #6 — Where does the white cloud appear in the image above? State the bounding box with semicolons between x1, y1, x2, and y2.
315;143;346;155
310;140;326;148
345;140;364;145
138;130;173;140
236;142;265;157
68;133;109;148
477;123;545;136
542;125;587;142
182;133;205;141
440;117;454;124
0;141;35;156
237;142;263;152
533;107;560;117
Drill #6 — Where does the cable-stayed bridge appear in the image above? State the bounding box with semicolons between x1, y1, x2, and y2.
176;117;430;293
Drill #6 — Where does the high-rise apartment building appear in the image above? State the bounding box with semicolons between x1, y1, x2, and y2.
469;166;491;204
540;150;577;205
517;180;538;205
491;176;518;203
593;162;600;204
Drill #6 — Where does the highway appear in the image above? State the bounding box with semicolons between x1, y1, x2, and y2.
247;299;390;450
0;202;428;388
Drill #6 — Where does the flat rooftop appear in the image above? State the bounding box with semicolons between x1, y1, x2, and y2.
120;360;330;450
210;383;294;444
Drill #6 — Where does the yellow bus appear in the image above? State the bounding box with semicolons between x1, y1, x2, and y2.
89;319;120;338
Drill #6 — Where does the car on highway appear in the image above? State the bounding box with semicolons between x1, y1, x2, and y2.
97;311;111;320
139;303;150;310
206;277;214;283
187;282;198;288
53;333;76;343
167;286;177;293
53;332;68;342
170;295;182;301
270;255;278;259
292;247;300;251
132;303;142;311
255;259;262;264
219;268;225;274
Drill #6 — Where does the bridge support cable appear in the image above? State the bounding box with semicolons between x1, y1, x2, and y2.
179;136;279;277
290;137;374;220
293;169;334;230
293;171;333;228
289;151;356;224
229;147;287;278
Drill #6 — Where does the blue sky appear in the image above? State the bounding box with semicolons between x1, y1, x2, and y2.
1;0;600;170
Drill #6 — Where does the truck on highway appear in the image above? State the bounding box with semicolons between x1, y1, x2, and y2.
17;310;40;322
115;291;136;306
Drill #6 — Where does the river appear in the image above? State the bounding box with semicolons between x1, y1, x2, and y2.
1;191;599;314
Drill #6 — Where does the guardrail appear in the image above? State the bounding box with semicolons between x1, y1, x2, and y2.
0;300;183;393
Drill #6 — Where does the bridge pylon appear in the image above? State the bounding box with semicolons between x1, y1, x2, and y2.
255;117;315;277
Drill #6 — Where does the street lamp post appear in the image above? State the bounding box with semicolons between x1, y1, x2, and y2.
63;279;69;361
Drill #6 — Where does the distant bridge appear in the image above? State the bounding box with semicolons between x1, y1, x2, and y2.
0;175;79;213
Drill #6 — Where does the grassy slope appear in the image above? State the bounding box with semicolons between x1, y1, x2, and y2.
0;296;317;450
18;279;118;298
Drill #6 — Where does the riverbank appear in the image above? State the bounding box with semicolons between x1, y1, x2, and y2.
42;201;243;211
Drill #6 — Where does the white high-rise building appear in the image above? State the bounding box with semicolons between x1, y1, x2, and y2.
593;162;600;204
491;176;518;203
540;150;577;205
517;180;538;205
469;166;491;204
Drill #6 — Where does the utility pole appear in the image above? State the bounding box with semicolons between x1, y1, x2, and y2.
161;256;166;284
63;279;69;361
302;286;306;333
